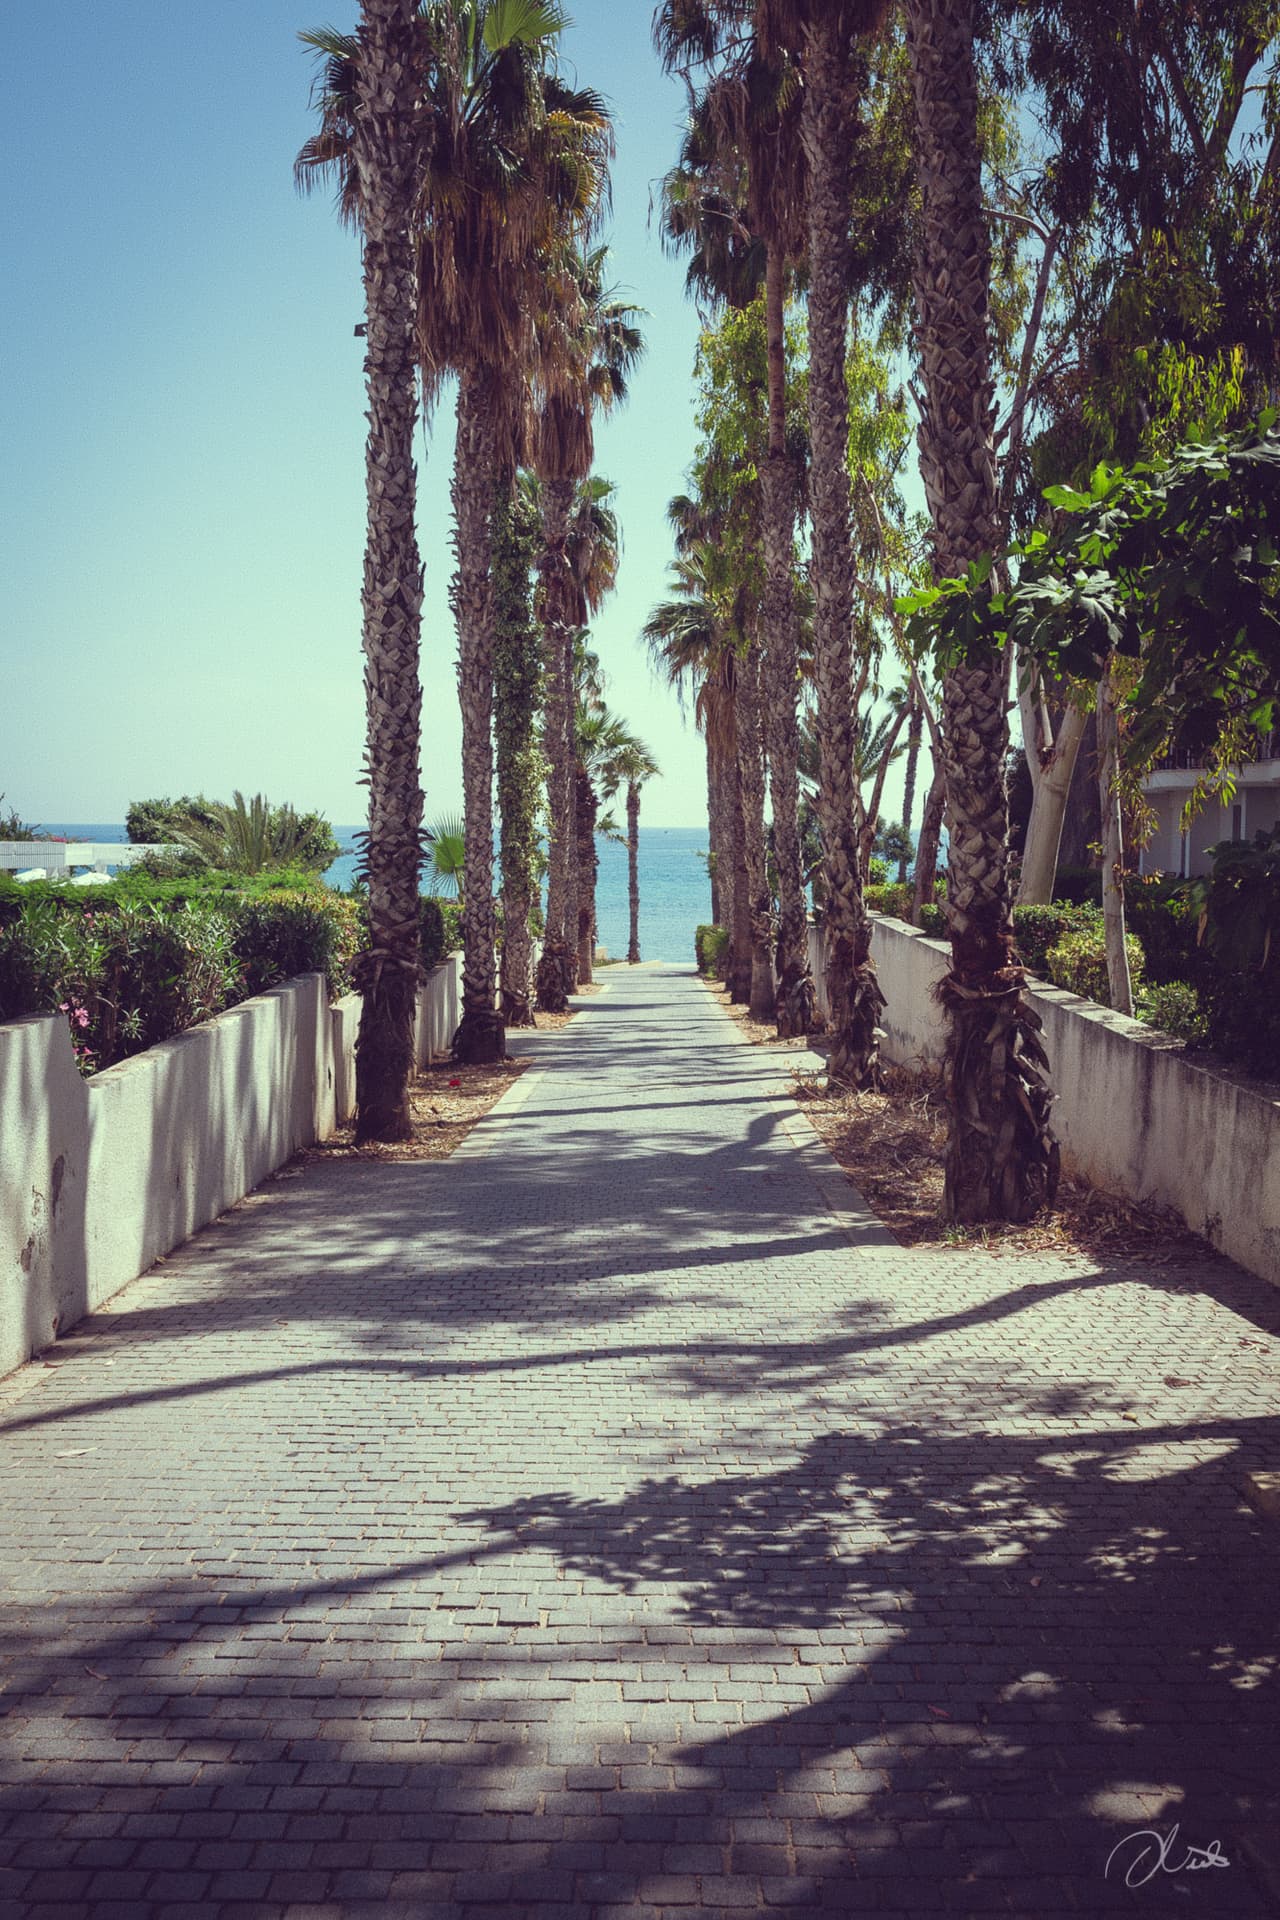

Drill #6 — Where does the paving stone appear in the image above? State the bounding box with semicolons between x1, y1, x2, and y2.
0;967;1277;1917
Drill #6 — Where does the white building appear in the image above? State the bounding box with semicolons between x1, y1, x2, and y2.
1139;736;1280;878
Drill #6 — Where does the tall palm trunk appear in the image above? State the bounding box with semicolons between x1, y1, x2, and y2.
351;0;425;1143
627;780;642;961
705;734;723;925
535;476;576;1011
899;686;923;884
493;482;539;1028
760;242;817;1037
449;367;505;1064
721;666;752;1002
906;0;1057;1219
800;13;884;1089
575;760;598;982
737;639;776;1017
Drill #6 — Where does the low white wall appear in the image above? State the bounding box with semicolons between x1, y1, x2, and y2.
860;913;1280;1289
1;973;337;1380
1;953;480;1381
414;953;462;1067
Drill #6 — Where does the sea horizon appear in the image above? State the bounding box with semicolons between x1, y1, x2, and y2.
32;823;715;970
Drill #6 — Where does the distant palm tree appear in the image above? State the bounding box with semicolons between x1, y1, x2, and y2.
604;737;660;963
533;265;644;1010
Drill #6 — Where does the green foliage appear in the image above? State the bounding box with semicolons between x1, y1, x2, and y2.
0;877;362;1073
917;901;946;937
900;417;1280;779
425;813;466;900
1045;925;1144;1009
1188;825;1280;1071
872;819;914;871
1136;981;1210;1048
0;794;37;839
126;792;339;874
695;923;729;976
126;794;217;843
1012;901;1100;974
865;881;913;921
1122;874;1203;988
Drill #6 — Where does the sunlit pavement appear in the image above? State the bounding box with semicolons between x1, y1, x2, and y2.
1;963;1278;1917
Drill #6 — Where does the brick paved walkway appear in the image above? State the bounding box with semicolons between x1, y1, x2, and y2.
1;964;1279;1918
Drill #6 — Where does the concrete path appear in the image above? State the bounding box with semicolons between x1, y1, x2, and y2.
1;963;1279;1918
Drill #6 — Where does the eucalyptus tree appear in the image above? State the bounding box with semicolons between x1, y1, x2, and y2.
297;0;425;1141
533;253;644;1011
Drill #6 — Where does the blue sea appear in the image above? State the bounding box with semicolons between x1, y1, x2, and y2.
39;823;715;969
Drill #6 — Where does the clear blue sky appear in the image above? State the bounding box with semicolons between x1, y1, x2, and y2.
1;2;720;830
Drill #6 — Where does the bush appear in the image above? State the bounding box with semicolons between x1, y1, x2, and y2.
1123;874;1204;988
1189;825;1280;1075
1012;902;1101;974
865;881;913;920
420;896;447;969
695;923;729;976
0;881;363;1071
1045;925;1145;1008
231;896;343;999
1136;981;1210;1046
917;901;946;936
867;855;889;885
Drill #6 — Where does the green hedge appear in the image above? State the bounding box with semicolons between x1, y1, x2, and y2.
1046;925;1145;1009
695;924;729;976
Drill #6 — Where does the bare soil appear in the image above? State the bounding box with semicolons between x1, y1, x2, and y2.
705;975;1205;1263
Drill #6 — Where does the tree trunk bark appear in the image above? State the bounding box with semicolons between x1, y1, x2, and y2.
1016;686;1089;904
535;476;576;1013
760;243;817;1038
899;687;923;883
726;680;752;1003
906;0;1058;1220
449;368;505;1065
492;481;539;1028
912;762;945;924
737;640;776;1019
1097;667;1134;1015
575;760;598;984
351;0;425;1143
627;781;641;961
800;13;884;1089
705;732;723;926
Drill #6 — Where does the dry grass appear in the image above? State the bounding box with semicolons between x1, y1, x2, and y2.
703;978;806;1049
792;1062;1207;1262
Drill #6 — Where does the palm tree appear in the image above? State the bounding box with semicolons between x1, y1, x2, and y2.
656;4;816;1034
605;737;661;963
493;473;543;1026
298;1;425;1141
412;5;612;1064
533;254;644;1011
573;702;629;982
905;0;1058;1220
756;0;891;1088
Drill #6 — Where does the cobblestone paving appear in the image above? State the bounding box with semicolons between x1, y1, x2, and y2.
1;964;1278;1919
